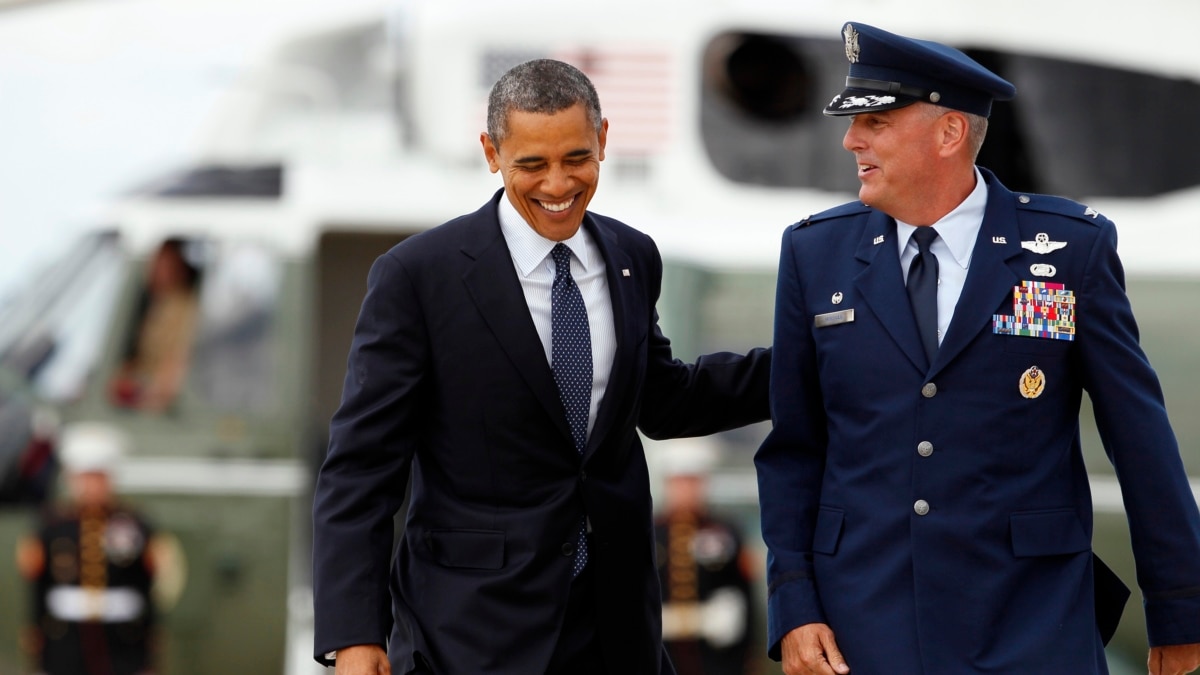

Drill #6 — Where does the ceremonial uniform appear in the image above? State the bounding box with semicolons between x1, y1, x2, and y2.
18;422;159;675
27;504;157;675
756;21;1200;674
655;512;754;675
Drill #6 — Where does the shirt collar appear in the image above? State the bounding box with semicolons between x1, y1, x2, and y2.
497;191;593;277
895;166;988;270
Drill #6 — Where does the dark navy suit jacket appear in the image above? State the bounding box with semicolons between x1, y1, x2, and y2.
313;190;770;674
756;169;1200;673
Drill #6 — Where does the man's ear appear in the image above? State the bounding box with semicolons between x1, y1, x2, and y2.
481;132;500;173
597;117;609;162
938;111;968;157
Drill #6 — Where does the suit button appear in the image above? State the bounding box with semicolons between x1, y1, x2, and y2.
561;541;576;557
917;441;934;457
914;499;930;516
921;382;938;398
579;469;587;481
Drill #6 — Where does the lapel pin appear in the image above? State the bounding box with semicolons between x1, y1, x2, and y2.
992;236;1007;244
832;292;844;305
621;269;631;277
1021;233;1067;254
873;235;885;245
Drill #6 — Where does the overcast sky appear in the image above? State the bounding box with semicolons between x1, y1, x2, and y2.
0;0;391;302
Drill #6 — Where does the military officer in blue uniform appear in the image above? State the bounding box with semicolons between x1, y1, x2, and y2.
755;22;1200;675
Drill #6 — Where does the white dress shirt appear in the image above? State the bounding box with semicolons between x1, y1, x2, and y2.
498;194;617;437
896;167;988;345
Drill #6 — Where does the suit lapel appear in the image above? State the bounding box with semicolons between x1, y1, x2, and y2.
853;212;929;373
459;196;574;443
928;175;1022;378
581;215;634;460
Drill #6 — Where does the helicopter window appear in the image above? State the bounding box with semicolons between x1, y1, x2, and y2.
700;33;855;192
710;33;813;124
109;238;204;413
700;33;1200;197
0;231;126;403
996;52;1200;198
189;243;282;413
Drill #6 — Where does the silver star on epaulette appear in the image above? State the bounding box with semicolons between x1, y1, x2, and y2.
1021;232;1068;254
1084;206;1100;219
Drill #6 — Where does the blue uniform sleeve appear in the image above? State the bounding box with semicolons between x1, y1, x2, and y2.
1077;219;1200;646
754;227;831;659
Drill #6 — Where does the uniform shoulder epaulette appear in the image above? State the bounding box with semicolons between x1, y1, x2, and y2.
1013;193;1111;226
793;201;871;229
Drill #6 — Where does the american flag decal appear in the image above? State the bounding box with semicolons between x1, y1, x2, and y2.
482;46;675;156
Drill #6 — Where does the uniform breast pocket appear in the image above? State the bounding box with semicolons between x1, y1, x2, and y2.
1009;508;1089;558
811;507;845;556
1001;335;1072;358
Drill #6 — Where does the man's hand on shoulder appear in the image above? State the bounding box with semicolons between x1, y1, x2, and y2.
334;644;390;675
781;623;850;675
1149;643;1200;675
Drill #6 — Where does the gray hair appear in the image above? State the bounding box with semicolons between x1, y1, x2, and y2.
486;59;603;145
964;112;989;160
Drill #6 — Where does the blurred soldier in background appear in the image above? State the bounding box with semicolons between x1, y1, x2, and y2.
16;422;160;675
655;439;756;675
0;406;60;506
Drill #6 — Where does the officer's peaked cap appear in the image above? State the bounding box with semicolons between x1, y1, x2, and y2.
825;22;1016;118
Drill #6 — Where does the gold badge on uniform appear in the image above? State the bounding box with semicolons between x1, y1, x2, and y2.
1019;366;1046;399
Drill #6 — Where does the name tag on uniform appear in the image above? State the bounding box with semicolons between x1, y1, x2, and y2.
815;309;855;328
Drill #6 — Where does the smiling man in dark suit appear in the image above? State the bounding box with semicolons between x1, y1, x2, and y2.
312;58;770;675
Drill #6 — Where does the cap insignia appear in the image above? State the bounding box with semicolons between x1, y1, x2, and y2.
843;25;860;63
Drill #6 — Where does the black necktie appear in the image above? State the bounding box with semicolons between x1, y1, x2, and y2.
907;227;940;364
550;243;591;576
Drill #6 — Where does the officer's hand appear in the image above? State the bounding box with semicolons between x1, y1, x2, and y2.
781;623;850;675
334;644;390;675
1149;643;1200;675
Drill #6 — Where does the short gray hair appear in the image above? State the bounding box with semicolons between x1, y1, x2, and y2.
486;59;603;145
